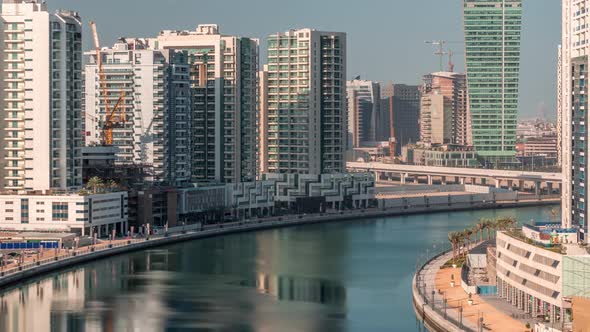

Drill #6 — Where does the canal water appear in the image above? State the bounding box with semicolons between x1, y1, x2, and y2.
0;206;556;332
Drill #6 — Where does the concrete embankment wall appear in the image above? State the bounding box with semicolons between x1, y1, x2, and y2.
379;190;518;209
0;198;558;291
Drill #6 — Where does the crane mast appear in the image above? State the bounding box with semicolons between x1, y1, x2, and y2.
90;21;126;146
389;83;396;158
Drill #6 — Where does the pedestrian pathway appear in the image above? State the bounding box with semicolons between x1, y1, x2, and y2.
434;265;526;331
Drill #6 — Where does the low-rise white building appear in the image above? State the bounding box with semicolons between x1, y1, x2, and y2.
0;191;128;236
496;231;566;324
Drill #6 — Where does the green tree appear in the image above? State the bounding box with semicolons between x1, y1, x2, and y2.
86;176;103;194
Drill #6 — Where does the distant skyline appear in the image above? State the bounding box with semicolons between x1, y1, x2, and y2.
48;0;560;120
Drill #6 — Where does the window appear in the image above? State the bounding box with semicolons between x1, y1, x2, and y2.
52;202;68;221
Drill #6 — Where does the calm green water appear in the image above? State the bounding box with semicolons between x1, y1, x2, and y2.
0;206;556;332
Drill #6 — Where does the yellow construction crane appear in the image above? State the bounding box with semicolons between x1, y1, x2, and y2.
90;21;126;146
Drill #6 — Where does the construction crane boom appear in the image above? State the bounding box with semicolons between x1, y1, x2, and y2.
90;21;126;146
425;40;463;72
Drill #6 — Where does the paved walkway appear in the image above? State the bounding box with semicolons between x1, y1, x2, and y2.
0;238;130;273
417;251;478;331
435;266;526;331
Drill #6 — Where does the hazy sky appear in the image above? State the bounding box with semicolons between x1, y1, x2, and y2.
48;0;560;120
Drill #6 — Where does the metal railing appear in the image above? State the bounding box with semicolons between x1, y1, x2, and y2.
414;244;479;332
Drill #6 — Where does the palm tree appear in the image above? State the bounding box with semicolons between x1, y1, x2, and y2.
484;219;494;240
463;228;473;253
548;208;559;223
86;176;103;194
476;218;487;242
448;231;458;261
494;216;517;232
502;217;517;230
106;179;118;191
473;224;481;244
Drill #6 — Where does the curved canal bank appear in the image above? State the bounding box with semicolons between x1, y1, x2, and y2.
0;205;557;332
413;249;476;332
0;198;558;291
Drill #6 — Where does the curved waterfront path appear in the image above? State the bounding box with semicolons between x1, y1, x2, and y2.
0;205;556;332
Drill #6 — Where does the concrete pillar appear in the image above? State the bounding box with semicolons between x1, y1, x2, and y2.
460;177;465;185
400;173;406;184
535;181;542;196
441;176;447;185
507;180;513;189
494;179;501;189
512;287;516;306
414;176;419;184
427;175;433;185
518;180;525;191
374;171;380;181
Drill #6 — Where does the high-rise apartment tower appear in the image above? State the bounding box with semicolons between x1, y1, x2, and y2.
0;0;83;191
261;29;347;174
153;24;259;183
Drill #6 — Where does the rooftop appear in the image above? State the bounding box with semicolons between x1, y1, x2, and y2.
504;229;563;254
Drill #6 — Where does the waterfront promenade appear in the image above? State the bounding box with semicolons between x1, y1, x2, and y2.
413;247;532;332
0;196;558;292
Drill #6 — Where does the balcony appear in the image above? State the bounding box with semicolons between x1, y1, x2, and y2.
5;48;23;53
5;67;24;73
5;185;24;191
4;87;24;93
5;155;24;161
4;38;24;44
5;175;25;181
4;116;24;122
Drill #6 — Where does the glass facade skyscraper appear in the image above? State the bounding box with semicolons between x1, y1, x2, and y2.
463;0;522;165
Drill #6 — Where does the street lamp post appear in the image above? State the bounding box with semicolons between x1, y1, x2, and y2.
431;290;435;308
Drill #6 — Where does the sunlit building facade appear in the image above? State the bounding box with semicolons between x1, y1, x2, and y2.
0;0;83;191
153;24;259;183
562;0;590;239
262;29;347;174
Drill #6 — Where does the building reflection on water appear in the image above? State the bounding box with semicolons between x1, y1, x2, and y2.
252;272;346;306
0;249;174;332
0;227;352;332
